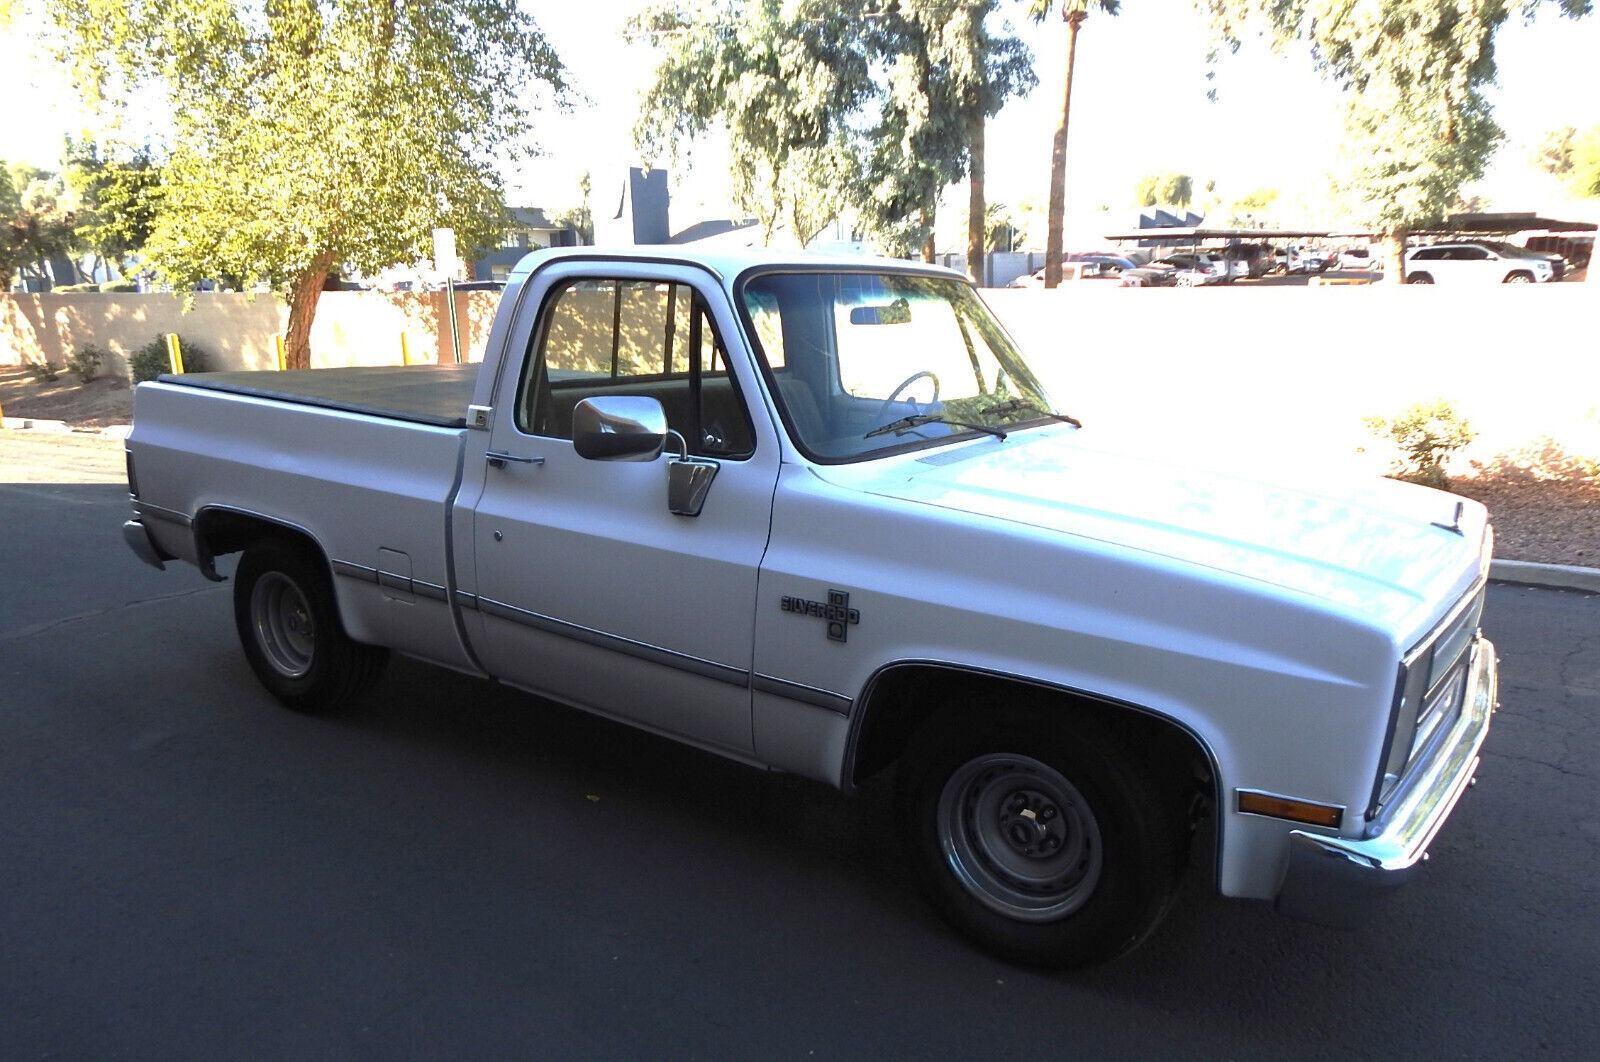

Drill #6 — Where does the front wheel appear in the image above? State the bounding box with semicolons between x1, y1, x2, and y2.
233;539;388;714
1504;271;1533;284
898;710;1188;967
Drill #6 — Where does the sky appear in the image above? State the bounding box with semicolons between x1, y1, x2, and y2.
4;1;1599;243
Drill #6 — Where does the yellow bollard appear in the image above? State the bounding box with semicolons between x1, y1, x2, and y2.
275;334;287;371
165;333;185;375
400;332;411;366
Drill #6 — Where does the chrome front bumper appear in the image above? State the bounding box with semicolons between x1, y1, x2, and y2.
1275;636;1497;927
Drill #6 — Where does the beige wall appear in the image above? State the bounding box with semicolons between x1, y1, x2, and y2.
0;290;502;376
4;284;1596;467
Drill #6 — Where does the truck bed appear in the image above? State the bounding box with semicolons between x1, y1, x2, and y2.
160;364;479;428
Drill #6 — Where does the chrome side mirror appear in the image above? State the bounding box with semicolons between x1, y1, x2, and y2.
572;396;668;462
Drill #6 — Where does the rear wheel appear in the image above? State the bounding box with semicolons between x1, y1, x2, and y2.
898;709;1189;967
233;539;387;714
1408;272;1434;285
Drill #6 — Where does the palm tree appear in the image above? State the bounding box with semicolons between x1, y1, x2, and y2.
1032;1;1121;289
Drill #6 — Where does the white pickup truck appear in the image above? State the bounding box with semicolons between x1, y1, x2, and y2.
123;248;1497;967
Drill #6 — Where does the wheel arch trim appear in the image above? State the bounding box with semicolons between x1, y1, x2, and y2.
192;504;331;583
841;659;1225;883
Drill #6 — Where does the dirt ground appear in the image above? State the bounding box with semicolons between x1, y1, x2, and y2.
3;364;1595;567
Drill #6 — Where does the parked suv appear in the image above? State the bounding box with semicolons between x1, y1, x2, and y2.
1404;242;1555;284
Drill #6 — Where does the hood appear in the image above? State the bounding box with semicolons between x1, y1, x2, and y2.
818;425;1488;642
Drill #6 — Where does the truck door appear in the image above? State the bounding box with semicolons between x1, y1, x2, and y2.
459;261;779;755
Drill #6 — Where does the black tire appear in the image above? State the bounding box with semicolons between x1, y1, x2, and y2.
1408;272;1434;285
1503;271;1533;284
897;709;1188;968
233;538;388;714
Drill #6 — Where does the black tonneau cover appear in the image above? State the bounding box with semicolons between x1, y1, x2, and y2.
160;364;480;429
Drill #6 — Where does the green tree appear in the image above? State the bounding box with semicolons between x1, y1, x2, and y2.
44;0;565;368
552;172;595;246
1198;0;1593;279
1133;171;1194;209
632;1;1031;267
632;0;871;247
0;162;24;290
1568;128;1600;198
1030;0;1121;289
1535;125;1600;198
2;163;78;290
62;138;163;280
1229;185;1279;221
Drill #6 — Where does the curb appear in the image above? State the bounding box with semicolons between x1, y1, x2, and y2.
1;418;131;439
1490;559;1600;594
1;416;72;433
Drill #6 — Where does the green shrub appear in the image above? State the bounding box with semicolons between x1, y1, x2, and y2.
97;281;138;293
128;334;213;383
1363;400;1476;488
67;344;106;384
53;282;99;293
24;358;62;382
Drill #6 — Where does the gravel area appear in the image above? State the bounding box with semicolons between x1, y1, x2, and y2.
4;365;1595;568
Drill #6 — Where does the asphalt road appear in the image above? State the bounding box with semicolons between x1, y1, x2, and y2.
2;474;1597;1060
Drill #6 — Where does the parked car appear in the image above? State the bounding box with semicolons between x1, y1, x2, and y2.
1009;260;1126;287
1066;252;1141;271
1117;263;1179;287
1272;246;1335;274
1338;247;1375;270
1404;242;1556;284
1463;240;1566;280
1157;252;1229;285
1223;243;1271;279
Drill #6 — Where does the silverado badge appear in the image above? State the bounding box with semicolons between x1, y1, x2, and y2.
781;590;861;643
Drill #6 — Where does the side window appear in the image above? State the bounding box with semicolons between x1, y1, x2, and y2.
517;279;755;458
1412;248;1442;261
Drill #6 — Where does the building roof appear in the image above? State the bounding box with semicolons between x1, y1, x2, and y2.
509;207;566;231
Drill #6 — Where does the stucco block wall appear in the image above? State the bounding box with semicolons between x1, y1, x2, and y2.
0;291;501;377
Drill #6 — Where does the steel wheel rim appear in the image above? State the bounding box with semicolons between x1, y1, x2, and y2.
936;753;1103;923
251;572;315;678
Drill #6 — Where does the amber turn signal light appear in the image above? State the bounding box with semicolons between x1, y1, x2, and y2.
1236;790;1344;828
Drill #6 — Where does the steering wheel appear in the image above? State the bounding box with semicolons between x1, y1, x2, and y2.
875;371;941;420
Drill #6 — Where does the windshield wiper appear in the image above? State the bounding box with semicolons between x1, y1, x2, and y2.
978;398;1082;429
863;413;1008;441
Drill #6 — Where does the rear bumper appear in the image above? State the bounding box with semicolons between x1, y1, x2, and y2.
1275;636;1497;927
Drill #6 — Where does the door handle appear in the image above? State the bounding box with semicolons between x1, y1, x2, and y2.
486;451;545;469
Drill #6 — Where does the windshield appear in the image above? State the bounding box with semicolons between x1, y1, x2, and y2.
738;270;1059;462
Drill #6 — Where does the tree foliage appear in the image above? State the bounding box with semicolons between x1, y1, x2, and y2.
2;162;77;290
631;1;1032;259
62;138;163;271
1535;125;1600;198
631;0;872;246
1198;0;1593;274
1133;171;1193;208
42;0;565;367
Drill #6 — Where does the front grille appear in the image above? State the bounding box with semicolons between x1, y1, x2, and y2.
1372;583;1486;815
